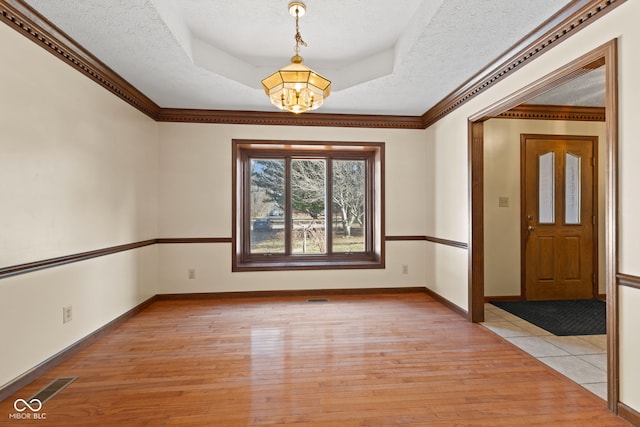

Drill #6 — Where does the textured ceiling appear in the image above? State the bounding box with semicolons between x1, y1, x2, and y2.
23;0;592;116
526;66;605;107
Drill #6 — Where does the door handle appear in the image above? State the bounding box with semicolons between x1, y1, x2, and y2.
528;226;536;232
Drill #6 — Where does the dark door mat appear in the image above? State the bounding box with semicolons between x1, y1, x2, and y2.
490;299;606;336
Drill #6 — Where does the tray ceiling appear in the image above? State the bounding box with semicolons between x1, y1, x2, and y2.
21;0;601;116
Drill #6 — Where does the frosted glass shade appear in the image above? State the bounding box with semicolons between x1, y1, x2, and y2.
261;57;331;114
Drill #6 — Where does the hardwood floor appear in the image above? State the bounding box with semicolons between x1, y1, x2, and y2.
1;292;630;426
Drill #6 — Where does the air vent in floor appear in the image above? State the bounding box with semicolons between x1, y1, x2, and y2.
306;298;330;303
29;377;77;404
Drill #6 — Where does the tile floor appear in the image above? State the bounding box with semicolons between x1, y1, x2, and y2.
482;303;608;400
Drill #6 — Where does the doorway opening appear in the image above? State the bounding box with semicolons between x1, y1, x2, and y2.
467;40;618;410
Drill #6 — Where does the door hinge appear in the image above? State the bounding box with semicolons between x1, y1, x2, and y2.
593;216;596;225
593;274;596;284
592;157;596;167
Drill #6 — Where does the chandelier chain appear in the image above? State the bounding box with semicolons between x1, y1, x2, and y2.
293;7;307;56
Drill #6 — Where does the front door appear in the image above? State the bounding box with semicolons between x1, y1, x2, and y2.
522;134;597;300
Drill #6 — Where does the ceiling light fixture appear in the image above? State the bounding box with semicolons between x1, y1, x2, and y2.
261;2;331;114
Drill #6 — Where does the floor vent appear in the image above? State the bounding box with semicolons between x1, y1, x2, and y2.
29;377;77;404
307;298;330;303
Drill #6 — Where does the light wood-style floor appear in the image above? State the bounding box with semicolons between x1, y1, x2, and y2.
1;292;630;426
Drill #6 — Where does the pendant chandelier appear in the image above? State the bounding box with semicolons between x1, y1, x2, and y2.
261;2;331;114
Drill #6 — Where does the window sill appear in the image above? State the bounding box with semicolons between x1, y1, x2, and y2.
233;256;384;272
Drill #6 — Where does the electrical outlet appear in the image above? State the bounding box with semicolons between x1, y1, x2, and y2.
402;264;409;275
498;196;509;207
63;306;72;324
188;268;196;279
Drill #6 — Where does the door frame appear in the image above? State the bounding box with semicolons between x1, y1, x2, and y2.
520;134;599;300
467;40;618;410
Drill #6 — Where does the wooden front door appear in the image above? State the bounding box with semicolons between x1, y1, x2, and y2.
522;134;597;300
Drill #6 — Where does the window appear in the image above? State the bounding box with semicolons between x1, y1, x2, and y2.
233;140;384;271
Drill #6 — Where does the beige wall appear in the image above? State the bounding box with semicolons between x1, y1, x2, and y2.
483;119;606;297
610;4;640;408
426;0;640;411
422;114;470;309
0;24;158;387
619;285;640;405
156;123;429;293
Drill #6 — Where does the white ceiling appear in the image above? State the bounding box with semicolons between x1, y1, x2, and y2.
23;0;598;116
526;66;605;107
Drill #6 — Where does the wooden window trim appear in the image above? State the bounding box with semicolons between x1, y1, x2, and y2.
232;140;385;272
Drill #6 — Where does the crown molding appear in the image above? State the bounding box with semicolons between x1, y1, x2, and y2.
0;0;161;119
156;108;424;129
0;0;625;129
497;104;605;121
421;0;625;128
